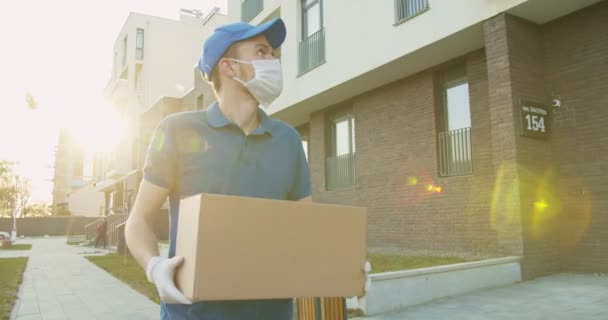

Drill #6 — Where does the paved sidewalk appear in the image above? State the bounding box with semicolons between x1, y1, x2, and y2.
362;273;608;320
4;237;159;320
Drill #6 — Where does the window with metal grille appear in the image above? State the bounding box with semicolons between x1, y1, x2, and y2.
122;35;128;67
395;0;429;24
299;0;325;75
326;112;355;190
438;64;473;177
136;28;144;60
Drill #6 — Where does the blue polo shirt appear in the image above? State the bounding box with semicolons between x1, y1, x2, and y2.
143;102;311;320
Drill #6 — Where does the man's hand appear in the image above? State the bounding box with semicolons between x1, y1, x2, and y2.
364;261;372;293
146;256;192;304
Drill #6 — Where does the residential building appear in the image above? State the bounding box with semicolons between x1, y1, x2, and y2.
51;129;86;209
91;8;229;216
228;0;608;279
51;128;105;217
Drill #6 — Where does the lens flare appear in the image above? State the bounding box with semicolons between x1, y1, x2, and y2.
533;200;548;212
490;163;520;231
407;176;418;186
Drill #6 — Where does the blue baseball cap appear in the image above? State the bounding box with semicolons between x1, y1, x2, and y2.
198;17;286;80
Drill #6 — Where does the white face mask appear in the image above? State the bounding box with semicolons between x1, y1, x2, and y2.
230;58;283;108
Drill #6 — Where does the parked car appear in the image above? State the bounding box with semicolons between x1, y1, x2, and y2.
0;231;12;248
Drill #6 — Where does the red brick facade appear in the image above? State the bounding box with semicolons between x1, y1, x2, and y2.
304;1;608;278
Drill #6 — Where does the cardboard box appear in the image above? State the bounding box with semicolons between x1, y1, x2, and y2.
175;193;367;301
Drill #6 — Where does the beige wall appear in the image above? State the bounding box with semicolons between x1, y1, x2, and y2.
67;184;105;217
103;11;231;178
227;0;602;126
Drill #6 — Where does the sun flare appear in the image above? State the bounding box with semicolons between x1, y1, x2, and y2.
64;106;126;156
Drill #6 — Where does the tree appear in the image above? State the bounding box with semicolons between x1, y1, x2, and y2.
0;160;30;218
51;204;71;216
24;203;51;217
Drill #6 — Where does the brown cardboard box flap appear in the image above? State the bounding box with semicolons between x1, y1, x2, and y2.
175;193;367;301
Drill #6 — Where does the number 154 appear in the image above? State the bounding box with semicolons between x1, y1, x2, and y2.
526;114;546;132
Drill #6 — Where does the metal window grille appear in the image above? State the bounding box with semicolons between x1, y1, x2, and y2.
299;28;326;75
395;0;429;22
438;127;473;176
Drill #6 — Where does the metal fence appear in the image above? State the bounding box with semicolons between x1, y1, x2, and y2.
438;127;473;177
326;153;355;190
395;0;429;22
84;214;128;248
297;297;346;320
299;28;326;75
241;0;263;22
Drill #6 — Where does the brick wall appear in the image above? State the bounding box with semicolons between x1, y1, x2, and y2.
309;50;503;259
543;1;608;273
502;14;562;279
482;14;527;261
305;1;608;276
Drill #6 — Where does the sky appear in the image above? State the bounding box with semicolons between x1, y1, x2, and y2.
0;0;227;203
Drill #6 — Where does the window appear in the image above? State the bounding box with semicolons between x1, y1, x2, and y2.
113;52;118;78
326;112;355;190
241;0;263;22
136;28;144;60
299;0;325;74
332;115;355;156
302;0;322;38
395;0;429;24
196;95;204;110
122;35;128;67
301;138;309;162
438;64;472;176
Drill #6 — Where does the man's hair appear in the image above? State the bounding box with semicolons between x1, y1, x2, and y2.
205;45;239;96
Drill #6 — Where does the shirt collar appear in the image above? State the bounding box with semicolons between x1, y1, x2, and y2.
207;102;273;136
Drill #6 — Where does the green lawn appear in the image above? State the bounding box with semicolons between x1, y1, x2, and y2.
66;240;87;246
86;252;469;309
0;244;32;251
0;257;28;319
86;254;160;304
367;254;469;274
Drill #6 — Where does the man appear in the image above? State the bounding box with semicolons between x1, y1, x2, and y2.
125;18;311;320
95;218;107;249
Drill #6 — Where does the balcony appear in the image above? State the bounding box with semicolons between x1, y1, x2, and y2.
438;127;472;177
241;0;263;22
326;152;355;191
298;28;326;75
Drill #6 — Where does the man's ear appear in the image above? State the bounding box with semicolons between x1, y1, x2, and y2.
218;58;237;78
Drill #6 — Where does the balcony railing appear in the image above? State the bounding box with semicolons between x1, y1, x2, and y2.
241;0;263;22
84;214;128;249
395;0;429;23
299;28;326;75
326;152;355;190
438;127;473;177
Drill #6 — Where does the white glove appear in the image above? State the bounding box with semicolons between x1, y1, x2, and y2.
364;261;372;293
146;256;192;304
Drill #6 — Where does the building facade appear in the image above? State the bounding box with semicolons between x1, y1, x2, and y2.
51;129;86;209
83;8;228;217
229;0;608;279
